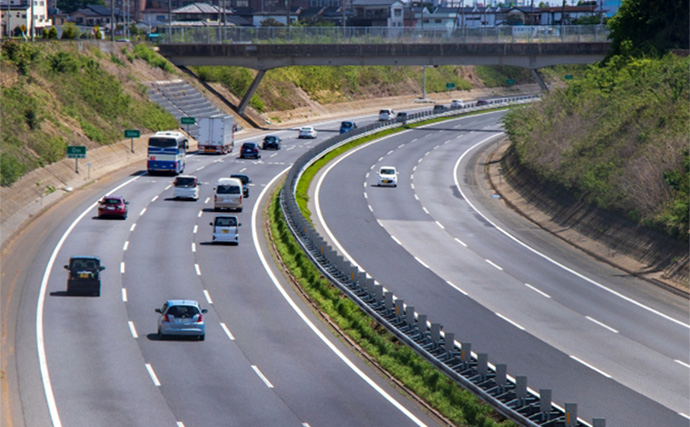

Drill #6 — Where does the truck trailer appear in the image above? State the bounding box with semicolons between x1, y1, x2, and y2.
198;115;235;154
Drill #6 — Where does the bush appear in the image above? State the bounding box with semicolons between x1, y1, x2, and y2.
0;152;27;186
61;23;81;40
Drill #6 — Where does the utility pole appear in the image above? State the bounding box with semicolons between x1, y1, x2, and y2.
111;0;115;41
168;0;172;42
30;0;35;40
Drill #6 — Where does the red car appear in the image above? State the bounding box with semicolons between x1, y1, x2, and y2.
98;196;129;219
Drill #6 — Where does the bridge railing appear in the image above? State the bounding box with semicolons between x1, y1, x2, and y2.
157;25;610;45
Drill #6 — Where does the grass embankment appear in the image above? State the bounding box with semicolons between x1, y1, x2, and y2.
0;41;178;186
504;54;689;239
268;114;517;427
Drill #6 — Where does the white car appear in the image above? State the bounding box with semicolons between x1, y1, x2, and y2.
451;99;465;109
377;166;398;187
298;126;317;139
210;214;241;244
378;108;395;121
173;175;199;200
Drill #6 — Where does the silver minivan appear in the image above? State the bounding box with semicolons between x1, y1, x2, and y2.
173;175;199;200
214;177;243;212
210;215;241;245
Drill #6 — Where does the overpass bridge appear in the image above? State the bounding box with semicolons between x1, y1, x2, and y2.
156;26;611;115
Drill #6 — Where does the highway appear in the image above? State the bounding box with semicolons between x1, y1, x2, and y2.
313;110;690;426
3;115;442;427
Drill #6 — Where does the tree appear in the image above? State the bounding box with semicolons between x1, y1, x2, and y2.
61;22;81;39
607;0;689;57
260;18;285;27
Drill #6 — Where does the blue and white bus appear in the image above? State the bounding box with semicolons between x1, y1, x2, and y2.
147;131;188;175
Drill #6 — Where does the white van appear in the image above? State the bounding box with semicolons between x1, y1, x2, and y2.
173;175;199;200
210;215;241;245
214;177;243;212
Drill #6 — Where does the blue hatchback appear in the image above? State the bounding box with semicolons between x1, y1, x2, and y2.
339;121;357;134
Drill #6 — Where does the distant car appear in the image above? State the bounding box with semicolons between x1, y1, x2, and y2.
450;99;465;109
210;215;241;245
240;142;261;159
432;104;447;114
396;112;409;121
230;173;251;198
339;121;357;134
262;135;282;150
476;99;490;106
378;109;395;121
98;196;129;219
64;256;105;296
298;126;317;139
155;300;208;340
173;175;199;200
377;166;398;187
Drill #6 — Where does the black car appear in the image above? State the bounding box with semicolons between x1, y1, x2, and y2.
432;104;447;114
230;173;251;197
476;99;490;106
396;112;409;122
64;256;105;296
262;135;281;150
240;142;261;159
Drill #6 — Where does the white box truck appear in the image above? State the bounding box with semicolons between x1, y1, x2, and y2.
198;115;235;154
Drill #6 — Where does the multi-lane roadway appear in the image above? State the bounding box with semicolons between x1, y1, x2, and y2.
3;107;688;427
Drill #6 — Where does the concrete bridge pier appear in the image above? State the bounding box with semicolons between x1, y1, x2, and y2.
238;69;266;117
531;68;549;92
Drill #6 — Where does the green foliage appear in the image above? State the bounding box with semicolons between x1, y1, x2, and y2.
475;66;533;88
1;41;42;75
49;51;79;73
607;0;689;57
42;27;59;39
61;23;81;40
0;152;28;186
132;44;176;72
504;54;689;238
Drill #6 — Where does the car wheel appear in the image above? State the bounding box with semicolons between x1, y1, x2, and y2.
158;328;165;340
199;334;205;341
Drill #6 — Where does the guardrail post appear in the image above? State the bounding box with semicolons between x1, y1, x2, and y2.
460;342;471;369
430;323;441;345
495;364;507;393
565;403;577;427
592;418;605;427
443;332;455;359
516;376;527;407
477;353;488;381
539;389;552;421
416;313;427;338
394;299;404;322
373;283;384;305
384;291;394;312
405;305;415;328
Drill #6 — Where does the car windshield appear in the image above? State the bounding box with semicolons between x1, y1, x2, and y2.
341;122;353;128
175;177;195;187
70;258;98;271
301;127;312;131
380;168;395;175
243;143;256;149
215;216;237;227
167;305;200;317
379;110;390;114
217;185;240;194
148;138;177;148
102;198;122;205
265;136;277;142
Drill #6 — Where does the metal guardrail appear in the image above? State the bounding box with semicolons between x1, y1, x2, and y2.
157;25;610;45
278;95;607;427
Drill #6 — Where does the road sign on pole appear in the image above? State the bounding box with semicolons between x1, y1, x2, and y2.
124;129;140;153
181;117;195;125
66;146;86;159
445;82;455;90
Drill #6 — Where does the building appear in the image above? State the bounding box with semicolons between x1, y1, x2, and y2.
1;0;53;37
350;0;404;27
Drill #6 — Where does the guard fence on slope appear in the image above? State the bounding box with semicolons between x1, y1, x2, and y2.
279;95;607;427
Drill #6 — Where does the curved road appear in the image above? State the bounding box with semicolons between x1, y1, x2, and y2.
3;117;443;427
314;111;690;426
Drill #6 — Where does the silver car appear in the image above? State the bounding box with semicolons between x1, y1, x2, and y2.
155;300;208;340
210;215;241;245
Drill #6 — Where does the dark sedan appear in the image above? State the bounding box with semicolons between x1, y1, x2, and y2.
240;142;261;159
262;135;281;150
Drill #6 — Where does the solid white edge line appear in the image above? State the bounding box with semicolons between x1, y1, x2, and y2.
220;322;235;340
586;316;619;334
128;321;138;338
37;175;141;427
255;165;428;426
203;289;213;304
391;236;403;246
414;256;430;269
569;355;612;379
485;259;503;271
679;413;690;420
145;363;161;386
121;288;127;302
495;312;525;331
524;283;551;299
675;359;690;369
195;264;201;276
251;365;274;388
454;137;690;329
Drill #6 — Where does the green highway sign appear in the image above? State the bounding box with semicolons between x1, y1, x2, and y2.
124;129;141;138
506;79;515;85
445;83;455;90
181;117;196;125
66;146;86;159
565;74;574;80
